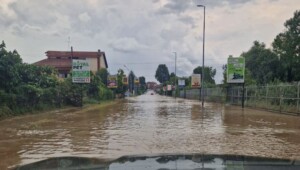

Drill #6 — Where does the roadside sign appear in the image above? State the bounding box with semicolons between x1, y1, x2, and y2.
227;57;245;83
72;59;90;83
134;78;139;84
108;75;118;88
178;79;185;88
191;74;201;88
167;85;172;91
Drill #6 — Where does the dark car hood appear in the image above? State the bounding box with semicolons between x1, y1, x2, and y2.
15;153;300;170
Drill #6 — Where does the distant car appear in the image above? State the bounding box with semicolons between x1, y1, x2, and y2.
151;93;154;95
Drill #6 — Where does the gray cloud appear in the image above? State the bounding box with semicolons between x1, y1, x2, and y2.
109;37;148;53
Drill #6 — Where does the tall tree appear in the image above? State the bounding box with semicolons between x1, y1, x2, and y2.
139;76;146;92
272;10;300;82
0;41;22;92
128;71;135;93
155;64;170;84
242;41;280;84
139;76;146;86
116;69;126;94
193;66;216;85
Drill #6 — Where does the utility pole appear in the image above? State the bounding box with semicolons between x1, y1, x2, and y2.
173;52;177;98
197;5;206;107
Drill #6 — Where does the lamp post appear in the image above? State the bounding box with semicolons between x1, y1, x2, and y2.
173;52;177;98
197;4;205;107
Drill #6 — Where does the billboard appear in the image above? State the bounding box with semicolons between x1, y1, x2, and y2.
227;57;245;83
72;59;90;83
167;85;172;91
191;74;201;88
134;78;139;84
107;75;117;88
178;79;185;88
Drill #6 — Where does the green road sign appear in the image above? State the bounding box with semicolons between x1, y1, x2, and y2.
227;57;245;83
72;59;90;83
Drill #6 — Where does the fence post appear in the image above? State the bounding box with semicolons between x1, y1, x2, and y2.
237;86;240;105
266;85;268;108
245;87;248;106
297;82;299;113
242;83;245;108
279;86;282;113
255;86;257;107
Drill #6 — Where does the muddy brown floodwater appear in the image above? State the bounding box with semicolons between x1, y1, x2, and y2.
1;91;300;169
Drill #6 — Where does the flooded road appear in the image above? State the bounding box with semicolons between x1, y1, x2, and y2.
1;91;300;169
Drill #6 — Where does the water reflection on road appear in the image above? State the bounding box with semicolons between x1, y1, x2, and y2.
0;91;300;169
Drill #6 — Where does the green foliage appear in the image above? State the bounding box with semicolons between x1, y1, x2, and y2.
59;77;86;107
272;10;300;82
193;66;216;86
98;84;114;100
155;64;170;83
0;42;22;92
96;68;109;85
128;71;135;92
139;76;146;93
116;69;126;94
242;41;280;84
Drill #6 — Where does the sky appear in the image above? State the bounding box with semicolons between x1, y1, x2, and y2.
1;0;299;84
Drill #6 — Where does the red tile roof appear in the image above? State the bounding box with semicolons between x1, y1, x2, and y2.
34;58;72;70
33;50;108;71
46;51;102;59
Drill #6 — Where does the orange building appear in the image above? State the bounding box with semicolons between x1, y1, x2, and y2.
34;50;108;78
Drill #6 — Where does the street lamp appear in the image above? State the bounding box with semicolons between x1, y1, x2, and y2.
197;4;205;107
173;52;177;98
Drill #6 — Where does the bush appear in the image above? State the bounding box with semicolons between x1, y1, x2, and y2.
0;105;13;118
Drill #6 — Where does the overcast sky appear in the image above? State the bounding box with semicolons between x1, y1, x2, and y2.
1;0;299;83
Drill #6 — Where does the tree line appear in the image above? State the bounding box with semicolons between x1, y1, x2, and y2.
155;64;216;88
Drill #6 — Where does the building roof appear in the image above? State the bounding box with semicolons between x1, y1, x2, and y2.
46;51;99;58
34;58;71;69
34;50;108;69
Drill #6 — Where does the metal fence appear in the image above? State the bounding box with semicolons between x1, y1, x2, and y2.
178;84;300;115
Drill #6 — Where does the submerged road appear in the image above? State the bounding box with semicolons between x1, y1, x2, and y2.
0;91;300;169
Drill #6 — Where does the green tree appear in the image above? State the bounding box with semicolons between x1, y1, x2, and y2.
0;41;22;92
272;10;300;82
193;66;216;86
96;68;109;85
87;72;102;100
155;64;170;84
242;41;280;84
116;69;126;94
139;76;146;92
128;71;135;93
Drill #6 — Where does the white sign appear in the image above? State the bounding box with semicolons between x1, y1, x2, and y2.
72;59;90;83
167;85;172;91
178;79;185;87
191;74;201;88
